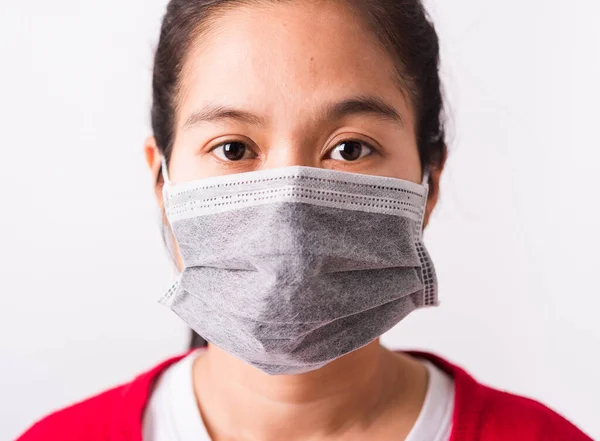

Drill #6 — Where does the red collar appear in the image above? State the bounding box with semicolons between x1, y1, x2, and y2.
108;348;486;441
110;350;488;441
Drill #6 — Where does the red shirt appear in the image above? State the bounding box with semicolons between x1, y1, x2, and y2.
16;351;593;441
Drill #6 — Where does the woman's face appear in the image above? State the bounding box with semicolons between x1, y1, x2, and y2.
145;0;442;264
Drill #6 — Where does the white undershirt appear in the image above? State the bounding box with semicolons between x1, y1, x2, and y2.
142;350;455;441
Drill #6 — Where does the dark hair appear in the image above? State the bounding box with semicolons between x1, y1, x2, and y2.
151;0;447;349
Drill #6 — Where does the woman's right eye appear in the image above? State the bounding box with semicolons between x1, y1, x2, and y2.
209;141;257;162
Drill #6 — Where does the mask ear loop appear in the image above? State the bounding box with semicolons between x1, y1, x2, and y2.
418;165;430;237
421;165;430;188
160;156;171;183
158;156;182;282
160;156;171;207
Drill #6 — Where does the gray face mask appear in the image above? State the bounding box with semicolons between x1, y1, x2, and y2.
159;160;438;375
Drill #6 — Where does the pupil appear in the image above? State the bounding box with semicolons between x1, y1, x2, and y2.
223;142;246;160
339;141;362;161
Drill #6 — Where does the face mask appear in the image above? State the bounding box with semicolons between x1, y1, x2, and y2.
159;160;438;375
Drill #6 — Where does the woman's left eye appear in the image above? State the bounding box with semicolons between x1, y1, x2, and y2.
327;140;374;162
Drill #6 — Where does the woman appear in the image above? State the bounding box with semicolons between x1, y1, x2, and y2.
18;0;592;440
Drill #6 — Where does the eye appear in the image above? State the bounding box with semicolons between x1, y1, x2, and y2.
327;140;374;162
209;141;256;162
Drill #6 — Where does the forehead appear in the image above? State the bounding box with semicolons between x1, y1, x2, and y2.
177;1;412;126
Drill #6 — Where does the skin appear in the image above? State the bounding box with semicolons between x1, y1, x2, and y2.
144;1;445;440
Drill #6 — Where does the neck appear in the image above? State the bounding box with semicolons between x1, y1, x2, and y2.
192;340;427;441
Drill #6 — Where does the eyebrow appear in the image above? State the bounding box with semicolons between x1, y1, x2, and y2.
326;96;403;126
182;95;403;129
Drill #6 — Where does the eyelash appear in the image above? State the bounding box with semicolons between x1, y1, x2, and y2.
208;139;377;162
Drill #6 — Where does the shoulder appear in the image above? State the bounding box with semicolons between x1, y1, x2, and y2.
476;384;593;441
15;384;126;441
408;351;593;441
16;352;192;441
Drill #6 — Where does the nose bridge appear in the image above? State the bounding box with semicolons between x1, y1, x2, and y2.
263;136;320;169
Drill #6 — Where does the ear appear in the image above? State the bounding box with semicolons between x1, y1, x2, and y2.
422;149;447;229
144;136;184;271
144;136;165;212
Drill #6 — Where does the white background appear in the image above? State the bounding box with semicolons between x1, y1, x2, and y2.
1;0;599;439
